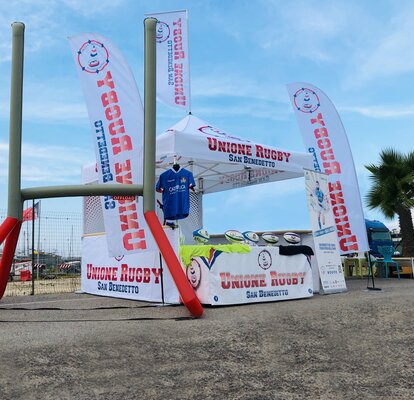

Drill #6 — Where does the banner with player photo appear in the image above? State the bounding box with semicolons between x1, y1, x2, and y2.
69;33;156;256
146;10;191;112
287;82;369;255
184;246;313;305
305;169;347;293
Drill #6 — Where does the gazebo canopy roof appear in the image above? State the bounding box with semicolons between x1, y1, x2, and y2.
156;114;313;194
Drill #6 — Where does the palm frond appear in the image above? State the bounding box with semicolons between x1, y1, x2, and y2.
365;148;414;220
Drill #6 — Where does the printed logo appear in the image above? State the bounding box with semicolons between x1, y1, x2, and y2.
198;125;248;142
77;40;109;74
258;250;272;270
200;248;223;270
180;177;187;183
114;255;124;262
186;258;201;289
293;88;320;113
156;21;170;43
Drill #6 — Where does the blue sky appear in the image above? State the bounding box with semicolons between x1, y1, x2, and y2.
0;0;413;233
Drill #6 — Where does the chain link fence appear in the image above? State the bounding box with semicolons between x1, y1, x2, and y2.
0;202;82;297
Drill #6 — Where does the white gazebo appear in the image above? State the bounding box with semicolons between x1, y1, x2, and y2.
155;114;313;241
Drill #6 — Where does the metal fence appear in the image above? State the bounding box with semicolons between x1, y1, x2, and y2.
0;202;82;297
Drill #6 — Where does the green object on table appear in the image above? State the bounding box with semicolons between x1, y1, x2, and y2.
180;244;251;266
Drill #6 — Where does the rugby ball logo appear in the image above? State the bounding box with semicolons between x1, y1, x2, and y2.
224;230;244;243
193;228;210;244
77;40;109;74
261;233;279;245
198;125;248;142
283;232;301;244
293;88;320;114
258;250;272;270
186;258;201;289
243;231;259;245
156;21;170;43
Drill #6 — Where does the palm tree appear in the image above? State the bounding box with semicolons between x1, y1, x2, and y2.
365;148;414;256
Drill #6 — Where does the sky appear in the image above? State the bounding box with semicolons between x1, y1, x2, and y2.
0;0;413;234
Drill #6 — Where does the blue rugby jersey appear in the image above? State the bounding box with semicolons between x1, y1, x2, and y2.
156;167;195;220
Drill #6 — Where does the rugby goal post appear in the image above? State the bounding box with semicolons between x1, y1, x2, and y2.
0;21;203;318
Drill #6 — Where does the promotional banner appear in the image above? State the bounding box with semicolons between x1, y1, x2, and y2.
69;33;156;256
146;10;191;112
156;114;314;193
287;83;369;255
184;246;313;305
81;231;181;303
305;169;347;293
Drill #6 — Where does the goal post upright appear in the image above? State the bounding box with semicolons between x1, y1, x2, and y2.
142;18;203;318
8;22;24;221
0;22;25;298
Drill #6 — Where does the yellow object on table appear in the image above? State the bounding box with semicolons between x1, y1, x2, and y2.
180;243;251;267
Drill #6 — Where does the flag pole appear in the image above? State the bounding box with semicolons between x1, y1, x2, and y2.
31;199;35;295
26;203;29;255
366;251;381;291
185;10;191;114
36;201;41;279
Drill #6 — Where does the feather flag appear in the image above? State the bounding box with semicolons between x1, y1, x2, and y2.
287;82;369;254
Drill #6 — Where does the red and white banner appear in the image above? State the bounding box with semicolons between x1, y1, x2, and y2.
287;83;369;254
69;33;156;256
187;246;313;305
81;232;180;303
146;10;191;112
305;169;347;293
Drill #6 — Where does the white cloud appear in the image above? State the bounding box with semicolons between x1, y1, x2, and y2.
20;164;82;183
192;73;287;103
358;14;414;80
0;99;88;123
24;102;88;122
22;142;90;163
190;70;290;120
0;2;59;62
341;105;414;119
194;102;290;122
343;3;414;86
0;74;90;123
0;140;91;183
0;0;127;62
257;1;358;62
60;0;125;16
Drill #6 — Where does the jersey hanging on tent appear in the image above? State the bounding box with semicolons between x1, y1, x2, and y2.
156;167;195;220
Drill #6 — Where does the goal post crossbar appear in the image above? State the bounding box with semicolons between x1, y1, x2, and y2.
21;184;143;200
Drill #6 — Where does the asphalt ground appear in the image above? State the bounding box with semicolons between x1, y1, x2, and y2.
0;278;413;400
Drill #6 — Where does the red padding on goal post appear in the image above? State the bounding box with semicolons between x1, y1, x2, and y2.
0;216;19;245
144;210;203;318
0;220;22;299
